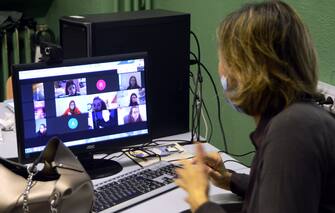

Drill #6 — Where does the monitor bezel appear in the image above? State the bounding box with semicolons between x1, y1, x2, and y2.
12;52;152;163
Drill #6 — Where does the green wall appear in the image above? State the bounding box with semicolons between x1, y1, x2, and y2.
39;0;119;42
153;0;335;164
30;0;335;165
38;0;149;42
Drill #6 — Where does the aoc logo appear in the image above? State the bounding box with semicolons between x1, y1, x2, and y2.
86;144;95;150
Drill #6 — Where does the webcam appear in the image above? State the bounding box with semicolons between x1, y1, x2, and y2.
40;41;64;64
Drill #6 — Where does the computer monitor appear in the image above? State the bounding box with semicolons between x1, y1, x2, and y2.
12;52;151;179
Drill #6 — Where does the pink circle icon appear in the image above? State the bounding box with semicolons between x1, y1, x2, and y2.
96;79;106;91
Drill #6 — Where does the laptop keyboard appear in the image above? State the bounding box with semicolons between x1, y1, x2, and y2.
93;161;178;212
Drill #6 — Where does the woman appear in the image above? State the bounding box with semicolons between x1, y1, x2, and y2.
36;123;47;136
91;96;113;129
92;96;107;112
129;93;139;106
124;106;142;123
175;1;335;213
65;80;80;96
127;76;141;89
62;100;81;116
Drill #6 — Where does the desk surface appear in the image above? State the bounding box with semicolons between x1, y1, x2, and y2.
0;103;17;158
0;103;249;213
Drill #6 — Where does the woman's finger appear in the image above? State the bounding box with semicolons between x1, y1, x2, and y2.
195;143;206;164
175;178;186;190
208;169;222;180
203;152;221;169
175;168;186;178
175;163;191;179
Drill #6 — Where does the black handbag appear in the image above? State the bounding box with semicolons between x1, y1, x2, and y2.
0;137;94;213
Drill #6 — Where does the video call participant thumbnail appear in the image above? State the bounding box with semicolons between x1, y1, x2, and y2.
89;96;118;129
129;93;139;106
119;71;143;91
91;109;118;129
55;78;87;98
62;100;81;116
65;80;80;96
36;123;47;136
127;76;141;90
124;106;142;124
32;83;44;101
34;101;46;120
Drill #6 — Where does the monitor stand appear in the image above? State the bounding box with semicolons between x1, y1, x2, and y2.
79;154;123;179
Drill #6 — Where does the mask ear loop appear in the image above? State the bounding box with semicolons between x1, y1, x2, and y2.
220;76;245;113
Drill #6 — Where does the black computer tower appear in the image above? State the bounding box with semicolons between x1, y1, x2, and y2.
60;10;190;139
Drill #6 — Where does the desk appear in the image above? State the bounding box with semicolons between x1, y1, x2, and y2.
0;103;249;212
0;103;17;159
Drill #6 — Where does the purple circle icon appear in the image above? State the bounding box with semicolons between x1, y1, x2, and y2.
96;79;106;91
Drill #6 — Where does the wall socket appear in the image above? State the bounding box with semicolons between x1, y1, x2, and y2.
317;81;335;112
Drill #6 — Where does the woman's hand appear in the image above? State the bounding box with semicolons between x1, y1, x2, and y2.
175;144;209;212
201;152;232;190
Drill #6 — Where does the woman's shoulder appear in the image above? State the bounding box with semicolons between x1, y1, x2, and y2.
271;102;334;128
264;102;335;149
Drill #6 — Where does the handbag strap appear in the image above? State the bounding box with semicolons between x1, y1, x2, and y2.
21;137;61;213
22;164;60;213
22;165;38;213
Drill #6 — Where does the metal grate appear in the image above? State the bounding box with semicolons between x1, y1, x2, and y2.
116;0;152;12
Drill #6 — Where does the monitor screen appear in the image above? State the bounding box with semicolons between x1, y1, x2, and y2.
12;52;150;169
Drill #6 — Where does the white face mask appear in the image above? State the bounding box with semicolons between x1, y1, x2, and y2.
220;75;228;91
220;75;244;113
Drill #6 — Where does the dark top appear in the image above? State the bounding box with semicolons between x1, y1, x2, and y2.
92;110;117;129
129;102;139;106
196;102;335;213
36;131;46;137
127;85;141;90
